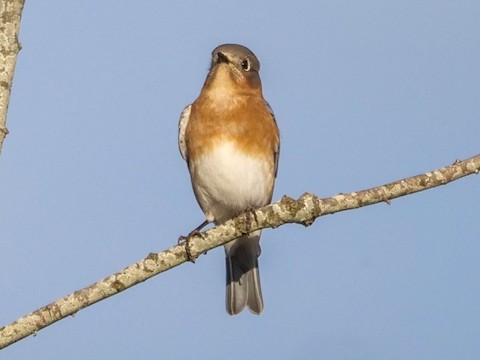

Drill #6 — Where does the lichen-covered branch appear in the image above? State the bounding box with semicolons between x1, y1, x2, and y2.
0;154;479;349
0;0;24;155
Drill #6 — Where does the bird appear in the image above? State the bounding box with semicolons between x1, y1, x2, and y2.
178;44;280;315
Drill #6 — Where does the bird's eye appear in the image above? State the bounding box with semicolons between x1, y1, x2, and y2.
241;58;251;71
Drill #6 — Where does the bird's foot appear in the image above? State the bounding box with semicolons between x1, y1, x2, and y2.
239;208;258;235
178;220;209;263
178;230;201;263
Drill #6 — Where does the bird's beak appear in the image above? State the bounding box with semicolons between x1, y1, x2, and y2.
215;51;230;65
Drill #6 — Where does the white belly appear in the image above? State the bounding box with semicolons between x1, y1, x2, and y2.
190;141;273;223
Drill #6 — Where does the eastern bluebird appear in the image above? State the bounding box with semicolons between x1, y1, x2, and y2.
178;44;280;315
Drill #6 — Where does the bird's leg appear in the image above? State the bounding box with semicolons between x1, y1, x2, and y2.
178;219;210;263
178;219;209;242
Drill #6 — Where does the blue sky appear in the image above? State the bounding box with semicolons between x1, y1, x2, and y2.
1;1;479;359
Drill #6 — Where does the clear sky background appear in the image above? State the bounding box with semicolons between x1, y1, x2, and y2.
1;1;479;359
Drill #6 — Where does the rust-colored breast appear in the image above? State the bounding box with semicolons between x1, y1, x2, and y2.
185;94;279;166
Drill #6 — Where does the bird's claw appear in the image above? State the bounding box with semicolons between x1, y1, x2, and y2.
178;229;205;263
241;208;258;235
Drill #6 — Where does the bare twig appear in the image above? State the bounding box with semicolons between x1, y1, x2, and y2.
0;0;24;155
0;154;479;349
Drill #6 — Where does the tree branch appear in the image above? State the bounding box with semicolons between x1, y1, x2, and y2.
0;0;24;155
1;154;479;349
